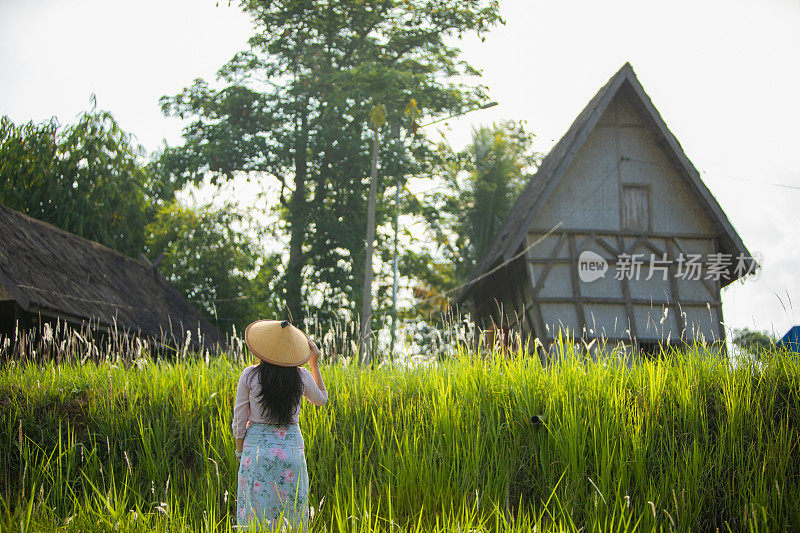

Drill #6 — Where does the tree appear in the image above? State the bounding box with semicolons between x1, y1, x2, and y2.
145;201;282;335
466;123;539;261
0;101;183;257
732;328;776;359
158;0;503;330
404;120;539;313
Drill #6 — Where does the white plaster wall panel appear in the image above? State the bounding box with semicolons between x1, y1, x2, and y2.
580;272;623;299
676;278;716;302
531;263;548;287
645;237;669;255
541;303;579;338
621;236;666;255
584;304;631;339
633;304;678;341
537;265;573;297
628;273;672;301
621;237;673;300
576;234;623;298
671;237;716;255
620;236;639;254
682;306;722;343
526;233;560;259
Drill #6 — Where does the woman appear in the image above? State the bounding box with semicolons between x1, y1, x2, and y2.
232;319;328;531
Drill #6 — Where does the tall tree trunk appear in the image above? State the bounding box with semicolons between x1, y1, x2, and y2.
359;129;379;364
286;100;309;328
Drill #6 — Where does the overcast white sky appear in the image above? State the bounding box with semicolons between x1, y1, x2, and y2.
2;0;798;338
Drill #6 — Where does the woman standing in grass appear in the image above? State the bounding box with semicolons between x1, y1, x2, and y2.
232;320;328;530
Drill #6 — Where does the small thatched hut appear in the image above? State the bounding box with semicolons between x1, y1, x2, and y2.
0;203;220;349
459;63;758;355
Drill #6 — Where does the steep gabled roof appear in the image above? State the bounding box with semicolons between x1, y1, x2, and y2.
0;203;220;348
461;63;756;301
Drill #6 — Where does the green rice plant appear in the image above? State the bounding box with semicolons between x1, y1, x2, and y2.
0;336;798;531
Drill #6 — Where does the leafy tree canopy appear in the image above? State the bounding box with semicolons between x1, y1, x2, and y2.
0;100;185;257
145;201;283;335
159;0;503;327
732;328;776;359
403;120;539;315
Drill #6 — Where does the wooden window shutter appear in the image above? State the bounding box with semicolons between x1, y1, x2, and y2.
621;184;650;231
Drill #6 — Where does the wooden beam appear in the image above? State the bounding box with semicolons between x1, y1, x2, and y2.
576;233;594;253
700;278;717;300
532;233;567;298
595;235;620;257
616;235;639;340
712;237;726;345
568;233;587;332
665;237;687;342
523;235;547;341
624;234;648;255
641;238;666;256
579;232;621;258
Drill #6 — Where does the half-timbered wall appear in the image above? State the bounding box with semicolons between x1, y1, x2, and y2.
523;90;724;346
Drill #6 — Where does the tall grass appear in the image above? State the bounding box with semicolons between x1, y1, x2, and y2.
1;338;798;531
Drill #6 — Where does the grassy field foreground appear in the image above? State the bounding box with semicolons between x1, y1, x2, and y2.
1;346;799;532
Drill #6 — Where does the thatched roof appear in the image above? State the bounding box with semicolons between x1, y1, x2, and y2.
0;203;220;348
460;63;756;301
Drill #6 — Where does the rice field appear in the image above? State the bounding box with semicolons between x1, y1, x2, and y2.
1;337;798;532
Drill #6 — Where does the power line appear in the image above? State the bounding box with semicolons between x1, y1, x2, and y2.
18;285;149;311
623;157;800;191
414;152;786;309
413;157;625;308
18;284;248;309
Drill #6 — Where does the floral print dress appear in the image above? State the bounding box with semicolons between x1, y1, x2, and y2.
236;422;309;530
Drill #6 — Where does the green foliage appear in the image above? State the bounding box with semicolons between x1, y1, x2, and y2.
732;328;776;359
0;101;182;257
1;344;799;531
158;0;504;326
144;202;282;336
466;123;539;260
404;120;539;313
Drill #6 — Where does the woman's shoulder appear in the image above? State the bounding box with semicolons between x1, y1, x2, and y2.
239;364;259;380
297;366;313;384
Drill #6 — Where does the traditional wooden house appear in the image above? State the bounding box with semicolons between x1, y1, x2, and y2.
459;63;757;354
0;203;220;349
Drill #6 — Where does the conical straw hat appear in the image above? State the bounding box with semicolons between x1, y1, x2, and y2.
244;320;310;367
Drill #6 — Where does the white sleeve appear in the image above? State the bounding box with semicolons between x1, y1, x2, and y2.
231;367;252;438
300;367;328;406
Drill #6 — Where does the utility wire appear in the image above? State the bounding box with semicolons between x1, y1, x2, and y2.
17;284;246;309
18;285;148;311
414;153;783;309
413;157;626;308
19;155;781;315
623;157;800;191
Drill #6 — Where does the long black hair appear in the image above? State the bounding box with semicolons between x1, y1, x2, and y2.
255;361;303;426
